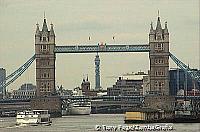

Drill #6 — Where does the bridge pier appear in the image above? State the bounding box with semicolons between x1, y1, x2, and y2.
33;17;61;116
144;95;175;111
30;96;62;117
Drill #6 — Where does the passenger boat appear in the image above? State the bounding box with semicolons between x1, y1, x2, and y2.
69;99;91;115
174;100;200;123
68;87;91;115
16;110;51;125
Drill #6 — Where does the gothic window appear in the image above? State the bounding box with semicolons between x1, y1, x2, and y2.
155;58;164;64
47;83;50;91
43;45;46;49
155;43;164;51
40;45;46;51
41;60;50;66
44;83;47;88
155;70;164;76
159;81;164;88
40;45;50;52
47;45;50;51
41;82;44;92
41;82;44;88
155;81;158;87
155;81;164;89
43;73;46;78
43;37;46;42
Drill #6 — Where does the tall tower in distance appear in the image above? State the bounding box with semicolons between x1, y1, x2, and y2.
95;53;101;90
35;16;56;97
149;13;169;95
0;68;6;98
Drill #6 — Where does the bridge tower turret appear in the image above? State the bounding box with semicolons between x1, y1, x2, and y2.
149;15;169;95
35;17;56;97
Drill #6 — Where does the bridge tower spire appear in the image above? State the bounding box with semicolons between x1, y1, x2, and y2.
35;17;56;97
149;14;169;95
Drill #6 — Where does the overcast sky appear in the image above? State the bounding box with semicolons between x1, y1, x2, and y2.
0;0;199;91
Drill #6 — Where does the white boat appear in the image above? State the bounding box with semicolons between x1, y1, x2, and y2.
69;100;91;115
68;87;91;115
16;110;51;125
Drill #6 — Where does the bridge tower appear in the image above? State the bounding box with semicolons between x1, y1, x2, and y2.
95;53;101;90
149;15;169;95
35;17;56;97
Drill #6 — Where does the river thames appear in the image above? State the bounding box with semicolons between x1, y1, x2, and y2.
0;114;199;132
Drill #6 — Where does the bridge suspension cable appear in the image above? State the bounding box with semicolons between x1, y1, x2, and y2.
169;52;200;83
0;54;36;90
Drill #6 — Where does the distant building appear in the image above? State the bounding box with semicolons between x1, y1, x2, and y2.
81;76;90;95
169;68;200;95
56;85;73;96
80;76;100;96
12;83;36;99
0;68;6;98
187;89;200;96
107;71;147;96
106;72;147;110
95;53;101;90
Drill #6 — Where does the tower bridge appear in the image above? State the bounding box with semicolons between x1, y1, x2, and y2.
0;15;200;99
35;14;170;97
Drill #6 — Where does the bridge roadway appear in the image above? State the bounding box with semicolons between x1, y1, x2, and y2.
0;95;200;103
0;95;200;112
54;44;150;53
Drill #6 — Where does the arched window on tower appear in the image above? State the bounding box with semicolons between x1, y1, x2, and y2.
43;37;46;42
155;43;164;51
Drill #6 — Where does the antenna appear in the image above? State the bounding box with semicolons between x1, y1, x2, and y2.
44;11;46;19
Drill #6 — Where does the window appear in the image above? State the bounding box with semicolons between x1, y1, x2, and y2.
43;37;46;42
40;45;49;52
155;81;164;89
41;60;50;66
155;70;164;76
44;73;46;78
41;83;44;90
155;43;164;51
155;58;164;64
47;83;50;87
43;45;46;49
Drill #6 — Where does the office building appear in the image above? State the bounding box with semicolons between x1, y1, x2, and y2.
169;68;200;95
12;83;36;99
107;71;147;96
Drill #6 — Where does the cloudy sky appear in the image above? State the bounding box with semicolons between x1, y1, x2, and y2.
0;0;199;91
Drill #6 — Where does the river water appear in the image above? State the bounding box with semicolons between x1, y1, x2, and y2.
0;114;199;132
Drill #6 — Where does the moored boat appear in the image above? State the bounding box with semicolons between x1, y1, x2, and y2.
68;87;91;115
16;110;51;125
69;100;91;115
